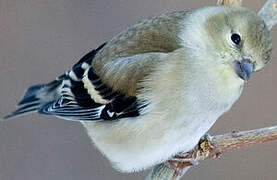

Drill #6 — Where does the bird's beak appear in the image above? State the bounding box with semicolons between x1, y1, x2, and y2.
234;59;254;82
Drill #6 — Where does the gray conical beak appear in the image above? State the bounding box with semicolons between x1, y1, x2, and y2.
234;59;254;82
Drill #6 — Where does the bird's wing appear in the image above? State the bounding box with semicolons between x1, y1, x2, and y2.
32;11;189;121
91;10;188;95
39;44;165;121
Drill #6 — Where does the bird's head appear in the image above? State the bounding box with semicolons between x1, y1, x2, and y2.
181;6;272;82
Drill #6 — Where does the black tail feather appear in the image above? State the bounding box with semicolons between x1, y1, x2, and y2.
4;80;62;120
3;43;107;121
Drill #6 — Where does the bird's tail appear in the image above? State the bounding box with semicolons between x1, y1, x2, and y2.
3;78;63;120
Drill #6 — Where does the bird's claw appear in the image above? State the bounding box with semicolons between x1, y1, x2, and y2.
165;159;197;177
197;133;222;159
165;152;199;176
165;133;218;176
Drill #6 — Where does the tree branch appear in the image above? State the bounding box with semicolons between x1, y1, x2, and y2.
258;0;277;30
146;126;277;180
217;0;242;6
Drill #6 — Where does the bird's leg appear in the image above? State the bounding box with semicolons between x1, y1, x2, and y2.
165;148;198;176
165;133;219;176
165;150;199;177
165;159;196;177
197;133;219;159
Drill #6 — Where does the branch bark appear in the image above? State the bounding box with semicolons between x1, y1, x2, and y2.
146;126;277;180
258;0;277;30
217;0;242;6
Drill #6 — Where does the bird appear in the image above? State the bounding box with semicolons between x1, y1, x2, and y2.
3;5;272;172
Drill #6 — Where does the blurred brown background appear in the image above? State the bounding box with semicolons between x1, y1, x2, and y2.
0;0;276;179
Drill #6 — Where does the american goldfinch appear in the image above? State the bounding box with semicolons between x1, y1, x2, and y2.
4;6;272;172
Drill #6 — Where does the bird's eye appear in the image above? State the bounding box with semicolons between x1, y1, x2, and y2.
231;33;241;45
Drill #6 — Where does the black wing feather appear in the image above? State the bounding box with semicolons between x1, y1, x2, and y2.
39;43;147;121
4;42;147;121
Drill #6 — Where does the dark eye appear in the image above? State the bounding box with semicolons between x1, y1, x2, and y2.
231;33;241;45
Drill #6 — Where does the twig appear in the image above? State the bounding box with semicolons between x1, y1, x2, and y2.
146;126;277;180
176;125;277;163
217;0;242;6
258;0;277;30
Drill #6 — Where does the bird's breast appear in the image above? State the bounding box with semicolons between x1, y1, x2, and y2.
82;61;244;172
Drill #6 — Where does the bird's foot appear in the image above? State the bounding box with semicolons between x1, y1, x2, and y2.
197;133;215;158
197;133;222;159
165;152;199;177
165;133;219;176
165;158;197;177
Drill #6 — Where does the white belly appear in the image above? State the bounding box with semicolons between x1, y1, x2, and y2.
81;92;240;172
82;69;244;172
